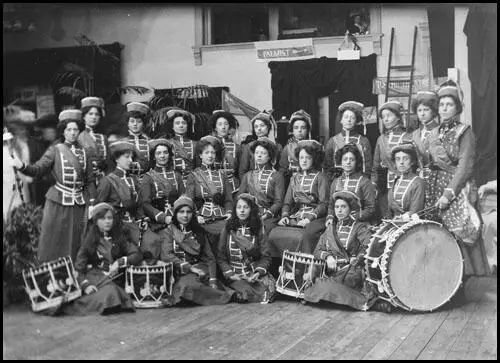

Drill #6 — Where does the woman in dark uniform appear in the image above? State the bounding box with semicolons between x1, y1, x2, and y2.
123;102;151;177
10;109;96;262
238;137;285;235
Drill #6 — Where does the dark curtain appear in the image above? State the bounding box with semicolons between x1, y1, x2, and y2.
427;4;455;77
464;4;497;185
269;53;378;147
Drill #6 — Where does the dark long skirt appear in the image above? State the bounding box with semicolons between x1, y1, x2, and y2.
123;221;162;259
263;217;278;236
63;268;135;315
303;265;376;311
37;200;86;263
172;273;234;306
201;219;227;244
226;275;276;303
299;217;326;254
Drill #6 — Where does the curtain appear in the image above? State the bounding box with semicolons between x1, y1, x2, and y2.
427;4;455;78
268;53;377;147
464;4;497;185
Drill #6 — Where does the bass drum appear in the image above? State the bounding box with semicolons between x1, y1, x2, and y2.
364;219;464;312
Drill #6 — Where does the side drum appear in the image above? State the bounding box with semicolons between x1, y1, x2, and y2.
276;250;325;299
22;256;82;312
364;219;464;312
125;262;175;308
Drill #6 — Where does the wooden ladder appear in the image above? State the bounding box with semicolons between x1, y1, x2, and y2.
384;26;418;130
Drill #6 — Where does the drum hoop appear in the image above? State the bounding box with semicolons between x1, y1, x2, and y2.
125;262;174;306
382;220;464;311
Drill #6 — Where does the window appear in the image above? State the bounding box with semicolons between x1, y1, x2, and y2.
211;4;269;44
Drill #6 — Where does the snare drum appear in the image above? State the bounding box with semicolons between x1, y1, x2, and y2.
364;219;464;312
125;262;175;308
276;250;325;299
22;256;81;312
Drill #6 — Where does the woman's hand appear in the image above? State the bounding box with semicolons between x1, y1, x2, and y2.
400;212;411;222
325;255;336;270
84;285;98;295
229;274;241;281
261;213;268;222
297;218;311;228
278;217;289;226
109;261;120;276
224;213;232;220
349;257;359;266
165;216;172;225
436;195;450;210
190;266;206;278
197;216;206;225
209;281;219;289
246;272;260;283
8;151;24;169
325;218;333;227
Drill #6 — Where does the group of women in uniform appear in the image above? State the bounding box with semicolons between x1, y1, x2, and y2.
8;79;483;315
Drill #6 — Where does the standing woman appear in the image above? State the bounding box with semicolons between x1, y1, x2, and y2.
411;91;441;219
78;96;110;178
64;203;142;315
387;142;425;220
371;100;412;219
160;195;235;305
238;137;285;235
139;138;184;258
165;109;196;188
279;109;312;182
217;193;276;303
328;144;377;224
268;140;328;256
96;140;161;257
186;136;233;245
303;191;391;313
428;80;484;275
210;110;241;195
239;111;282;178
124;102;151;177
324;101;372;182
9;109;96;262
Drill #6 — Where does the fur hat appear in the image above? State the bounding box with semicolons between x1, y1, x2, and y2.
415;91;438;104
438;85;461;101
126;102;150;116
297;139;323;151
338;101;364;114
148;138;171;151
379;100;403;116
166;108;195;133
209;110;239;130
58;109;82;122
332;190;361;212
251;110;277;140
289;109;312;138
390;141;418;163
90;202;115;220
109;140;138;159
173;195;195;214
81;97;106;116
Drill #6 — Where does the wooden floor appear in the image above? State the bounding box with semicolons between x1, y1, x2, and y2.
3;276;497;360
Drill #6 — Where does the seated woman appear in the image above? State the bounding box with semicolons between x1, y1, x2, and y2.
303;191;392;313
328;144;377;224
210;110;241;194
217;193;276;303
64;202;142;315
139;138;184;260
268;140;328;257
387;142;425;220
279;109;312;183
96;140;161;262
238;137;285;235
186;136;233;245
324;101;372;182
160;195;235;305
239;110;282;178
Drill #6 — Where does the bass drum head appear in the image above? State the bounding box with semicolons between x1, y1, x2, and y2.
386;221;464;312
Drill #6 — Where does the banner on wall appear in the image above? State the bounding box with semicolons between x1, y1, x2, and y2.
255;38;315;62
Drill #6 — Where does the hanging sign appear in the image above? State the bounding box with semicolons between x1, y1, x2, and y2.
255;38;315;62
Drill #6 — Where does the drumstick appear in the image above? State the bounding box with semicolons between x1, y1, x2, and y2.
95;271;124;289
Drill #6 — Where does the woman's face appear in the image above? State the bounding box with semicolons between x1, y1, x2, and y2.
236;199;251;222
340;110;357;131
254;145;270;165
128;117;144;134
394;151;413;175
417;104;434;125
200;144;216;165
439;96;458;122
96;210;114;232
299;149;313;172
84;107;101;129
381;109;400;130
173;116;188;135
292;120;308;141
335;199;351;220
116;151;134;170
176;206;193;226
253;120;269;138
215;117;230;138
341;151;357;173
64;121;80;144
154;145;169;167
